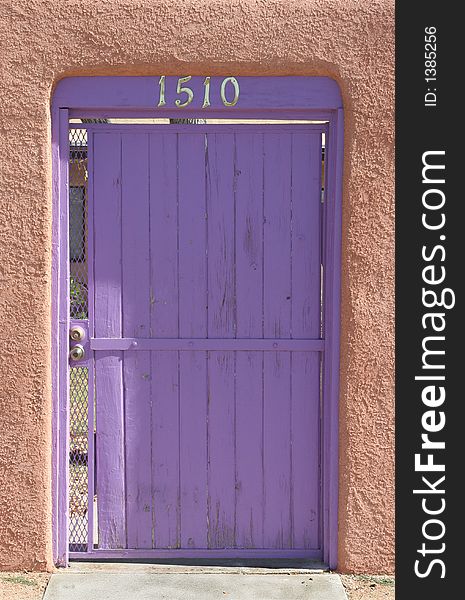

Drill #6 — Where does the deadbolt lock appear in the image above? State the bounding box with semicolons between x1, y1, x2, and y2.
69;344;85;362
70;325;86;342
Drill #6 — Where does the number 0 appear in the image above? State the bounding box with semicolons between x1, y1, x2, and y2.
220;77;240;107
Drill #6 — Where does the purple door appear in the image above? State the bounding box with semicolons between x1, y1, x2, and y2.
90;124;323;556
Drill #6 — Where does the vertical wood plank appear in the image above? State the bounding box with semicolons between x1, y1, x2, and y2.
207;352;235;547
93;132;126;549
151;353;179;548
121;133;152;548
178;133;208;548
291;353;320;548
235;132;264;548
263;133;292;548
263;133;292;340
206;134;236;337
291;133;322;548
206;134;235;548
149;133;180;548
291;133;321;339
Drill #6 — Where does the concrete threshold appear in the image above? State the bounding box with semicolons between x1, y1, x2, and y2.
44;563;348;600
68;559;328;575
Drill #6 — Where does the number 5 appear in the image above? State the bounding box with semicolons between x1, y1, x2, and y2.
175;76;194;108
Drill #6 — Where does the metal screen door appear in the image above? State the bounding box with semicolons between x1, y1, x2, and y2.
69;122;326;558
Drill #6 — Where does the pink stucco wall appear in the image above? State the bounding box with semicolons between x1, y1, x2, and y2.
0;0;394;573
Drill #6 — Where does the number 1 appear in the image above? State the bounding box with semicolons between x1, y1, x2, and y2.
158;76;166;107
202;77;211;109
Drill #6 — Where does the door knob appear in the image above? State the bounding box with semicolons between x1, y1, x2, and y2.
70;325;86;342
69;344;85;362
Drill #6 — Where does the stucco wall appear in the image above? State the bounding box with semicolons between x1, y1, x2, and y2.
0;0;394;573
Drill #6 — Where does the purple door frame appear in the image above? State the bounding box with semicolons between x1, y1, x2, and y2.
51;76;344;568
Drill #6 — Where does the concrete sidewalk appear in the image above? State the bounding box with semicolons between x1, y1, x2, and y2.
43;563;348;600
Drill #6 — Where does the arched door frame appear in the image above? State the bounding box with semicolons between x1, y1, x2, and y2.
51;76;343;568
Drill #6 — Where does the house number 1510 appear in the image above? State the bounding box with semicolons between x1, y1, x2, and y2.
157;76;240;109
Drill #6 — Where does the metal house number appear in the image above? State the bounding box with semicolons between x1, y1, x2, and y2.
157;76;240;109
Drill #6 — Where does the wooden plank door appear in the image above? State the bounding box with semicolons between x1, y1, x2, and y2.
90;124;323;556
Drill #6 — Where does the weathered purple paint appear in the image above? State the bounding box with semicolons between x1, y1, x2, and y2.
149;132;180;548
122;133;153;549
93;132;126;549
234;131;264;548
51;76;343;567
89;124;324;554
291;133;322;549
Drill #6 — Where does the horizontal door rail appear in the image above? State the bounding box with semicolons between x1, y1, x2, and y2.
84;124;327;135
90;337;325;352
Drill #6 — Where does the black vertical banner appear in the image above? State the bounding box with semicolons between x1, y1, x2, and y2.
396;5;462;599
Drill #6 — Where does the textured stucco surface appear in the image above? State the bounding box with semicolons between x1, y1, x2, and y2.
0;0;394;573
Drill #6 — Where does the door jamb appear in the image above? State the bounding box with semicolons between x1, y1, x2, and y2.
51;106;70;566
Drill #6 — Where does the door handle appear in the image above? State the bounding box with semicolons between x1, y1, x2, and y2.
70;325;86;342
69;344;85;362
